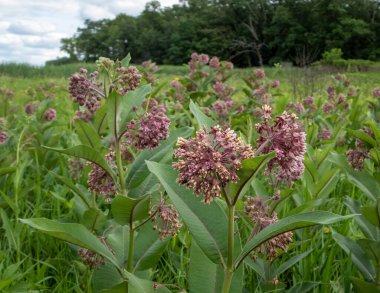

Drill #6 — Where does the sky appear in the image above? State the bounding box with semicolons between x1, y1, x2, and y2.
0;0;179;65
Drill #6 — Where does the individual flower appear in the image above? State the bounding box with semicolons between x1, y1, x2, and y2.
173;126;254;203
245;196;293;260
87;152;116;201
151;198;182;240
255;105;306;184
44;108;56;121
0;130;8;144
124;105;170;150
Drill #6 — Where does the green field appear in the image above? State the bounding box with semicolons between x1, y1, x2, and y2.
1;59;380;292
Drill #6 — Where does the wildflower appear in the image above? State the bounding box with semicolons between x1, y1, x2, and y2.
224;61;234;70
115;66;142;95
0;130;8;144
171;80;182;89
25;102;37;115
74;109;93;122
124;105;170;150
68;158;85;182
87;152;116;201
346;149;368;170
209;56;220;69
212;99;234;119
245;196;293;260
271;80;280;88
173;126;254;203
318;128;331;141
372;88;380;98
213;82;233;99
151;198;182;240
256;106;306;183
254;69;266;79
44;108;56;121
323;103;333;114
199;53;210;65
78;236;109;269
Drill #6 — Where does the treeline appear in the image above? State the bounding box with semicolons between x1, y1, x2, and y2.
56;0;380;67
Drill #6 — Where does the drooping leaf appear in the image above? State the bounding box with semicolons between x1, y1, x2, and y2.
147;161;228;264
43;145;116;181
20;218;118;268
234;211;356;269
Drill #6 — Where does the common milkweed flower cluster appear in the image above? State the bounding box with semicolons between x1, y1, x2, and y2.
245;196;293;260
0;130;8;144
346;127;373;170
124;105;170;150
151;198;182;240
256;105;306;184
173;125;254;203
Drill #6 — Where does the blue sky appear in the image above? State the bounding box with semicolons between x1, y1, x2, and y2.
0;0;179;65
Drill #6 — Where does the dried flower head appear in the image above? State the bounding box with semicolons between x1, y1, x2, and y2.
87;152;116;201
173;126;254;203
245;196;293;260
256;106;306;184
125;105;170;150
151;198;182;240
44;108;56;121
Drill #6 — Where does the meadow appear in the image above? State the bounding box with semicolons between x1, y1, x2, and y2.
0;55;380;293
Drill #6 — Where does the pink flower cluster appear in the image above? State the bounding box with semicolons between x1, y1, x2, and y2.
346;127;373;170
78;236;110;269
44;108;56;121
125;105;170;150
115;66;142;95
141;60;158;84
87;152;116;201
173;126;254;203
372;88;380;98
212;99;234;119
151;198;182;240
256;105;306;184
245;196;293;260
0;130;8;144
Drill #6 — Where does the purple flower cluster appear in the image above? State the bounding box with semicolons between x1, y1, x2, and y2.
173;126;254;203
346;127;373;170
245;196;293;260
212;99;234;119
151;199;182;240
125;105;170;150
44;108;56;121
115;66;142;95
0;130;8;144
87;152;116;201
213;82;233;99
372;88;380;98
255;69;266;79
78;236;109;269
25;102;38;115
318;128;331;141
256;105;306;184
141;60;158;84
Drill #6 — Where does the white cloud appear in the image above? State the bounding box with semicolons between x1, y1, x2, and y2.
0;0;180;65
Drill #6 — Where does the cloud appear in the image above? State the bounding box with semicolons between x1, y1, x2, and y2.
0;0;180;65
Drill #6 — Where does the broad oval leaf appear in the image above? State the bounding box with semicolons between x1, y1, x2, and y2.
189;100;216;128
75;119;105;151
234;211;356;269
20;218;118;268
111;195;150;225
146;161;228;264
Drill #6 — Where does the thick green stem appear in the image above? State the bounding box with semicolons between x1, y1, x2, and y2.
127;226;134;272
115;140;126;193
222;204;235;293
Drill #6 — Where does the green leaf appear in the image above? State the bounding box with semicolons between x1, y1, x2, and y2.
20;218;118;268
189;100;216;128
351;277;380;292
121;53;131;68
277;250;312;275
286;282;320;293
111;195;150;226
357;238;380;263
125;271;171;293
146;161;228;264
93;261;124;292
80;208;107;231
133;222;169;271
346;128;377;148
244;257;266;279
93;105;108;134
105;226;129;267
75;119;105;150
332;230;375;281
227;152;276;202
234;211;355;269
346;170;380;200
310;168;339;198
43;145;116;181
361;201;380;228
125;127;193;198
0;166;16;176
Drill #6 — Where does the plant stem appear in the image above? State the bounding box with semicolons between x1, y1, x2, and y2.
222;204;235;293
115;140;126;193
127;225;135;272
